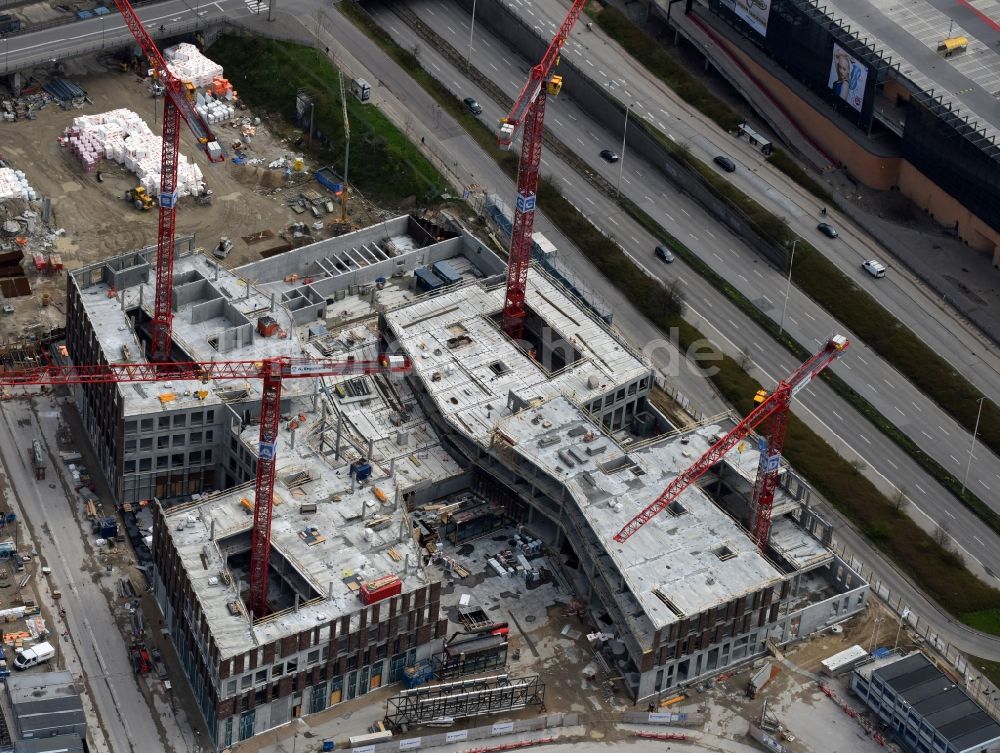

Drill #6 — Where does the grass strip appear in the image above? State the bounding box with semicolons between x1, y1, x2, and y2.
590;5;1000;467
339;0;1000;633
209;35;447;205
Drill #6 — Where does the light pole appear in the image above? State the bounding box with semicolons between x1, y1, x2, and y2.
961;396;986;495
778;239;798;337
467;0;477;71
616;100;632;198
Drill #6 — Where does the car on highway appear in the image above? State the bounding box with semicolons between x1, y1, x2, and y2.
817;222;839;239
713;155;736;172
862;259;887;278
600;149;619;163
654;245;674;263
463;97;483;115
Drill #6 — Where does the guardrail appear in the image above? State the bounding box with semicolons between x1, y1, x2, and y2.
2;16;207;75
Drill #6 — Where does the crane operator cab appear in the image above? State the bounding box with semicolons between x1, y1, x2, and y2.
547;75;564;96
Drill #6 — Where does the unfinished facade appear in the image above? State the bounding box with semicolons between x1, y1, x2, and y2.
65;214;868;747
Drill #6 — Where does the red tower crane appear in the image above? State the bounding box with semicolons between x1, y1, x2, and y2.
112;1;224;362
497;0;587;340
614;335;850;550
0;354;410;618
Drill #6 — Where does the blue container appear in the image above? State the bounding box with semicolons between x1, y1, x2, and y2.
76;9;93;19
322;742;335;752
431;260;461;285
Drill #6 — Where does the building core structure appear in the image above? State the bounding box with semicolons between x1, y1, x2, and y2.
64;216;868;747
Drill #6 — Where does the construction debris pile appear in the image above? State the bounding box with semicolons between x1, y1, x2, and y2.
0;167;35;201
164;43;224;88
61;109;205;195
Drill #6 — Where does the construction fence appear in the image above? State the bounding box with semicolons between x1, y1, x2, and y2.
832;540;1000;718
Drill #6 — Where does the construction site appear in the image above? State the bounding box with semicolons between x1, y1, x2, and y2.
2;2;986;753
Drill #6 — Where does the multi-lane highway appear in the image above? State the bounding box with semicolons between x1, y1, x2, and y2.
366;0;1000;578
0;0;257;73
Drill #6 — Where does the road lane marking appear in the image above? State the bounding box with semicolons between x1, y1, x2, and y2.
431;62;441;72
860;434;871;445
712;252;723;262
762;295;773;304
866;383;877;392
803;311;815;321
981;480;991;491
886;458;898;470
975;536;985;545
705;229;715;238
912;401;923;412
754;342;764;351
680;208;691;217
585;196;595;205
938;425;950;436
664;213;674;222
945;509;956;519
754;269;763;278
447;25;456;34
857;355;869;365
921;430;933;439
894;405;905;416
832;410;843;421
609;217;619;226
883;378;894;389
727;319;739;330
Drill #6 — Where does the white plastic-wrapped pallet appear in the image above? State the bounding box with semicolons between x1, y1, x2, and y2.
164;43;224;89
0;166;37;201
62;108;205;197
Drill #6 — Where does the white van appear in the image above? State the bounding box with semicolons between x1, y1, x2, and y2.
14;642;55;670
862;259;886;279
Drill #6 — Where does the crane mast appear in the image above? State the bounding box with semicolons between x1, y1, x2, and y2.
496;0;586;340
614;335;850;550
1;354;411;618
111;0;224;363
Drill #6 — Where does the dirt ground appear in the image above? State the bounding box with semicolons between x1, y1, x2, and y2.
0;54;374;341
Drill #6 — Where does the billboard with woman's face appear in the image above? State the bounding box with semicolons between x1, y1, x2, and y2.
828;43;868;112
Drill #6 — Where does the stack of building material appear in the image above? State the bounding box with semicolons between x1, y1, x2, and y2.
163;43;223;88
61;109;204;196
0;167;35;201
195;93;235;124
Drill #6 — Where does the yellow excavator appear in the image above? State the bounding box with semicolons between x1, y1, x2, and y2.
126;187;155;211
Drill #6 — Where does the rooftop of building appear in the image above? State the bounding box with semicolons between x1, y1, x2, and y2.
497;396;792;631
857;651;1000;750
382;273;651;446
159;347;463;658
70;244;309;416
5;671;81;707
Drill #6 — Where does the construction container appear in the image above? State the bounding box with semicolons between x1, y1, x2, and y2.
821;644;869;676
257;316;279;337
414;267;444;293
431;260;461;285
359;574;401;605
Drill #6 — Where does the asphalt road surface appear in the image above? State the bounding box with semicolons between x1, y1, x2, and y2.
0;395;197;753
368;0;1000;580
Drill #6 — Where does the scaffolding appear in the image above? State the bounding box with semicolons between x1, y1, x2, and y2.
385;673;544;729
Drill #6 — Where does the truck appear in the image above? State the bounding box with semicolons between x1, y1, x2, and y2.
14;641;55;670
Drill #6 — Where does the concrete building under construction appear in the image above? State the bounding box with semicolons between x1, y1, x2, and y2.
64;215;868;748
